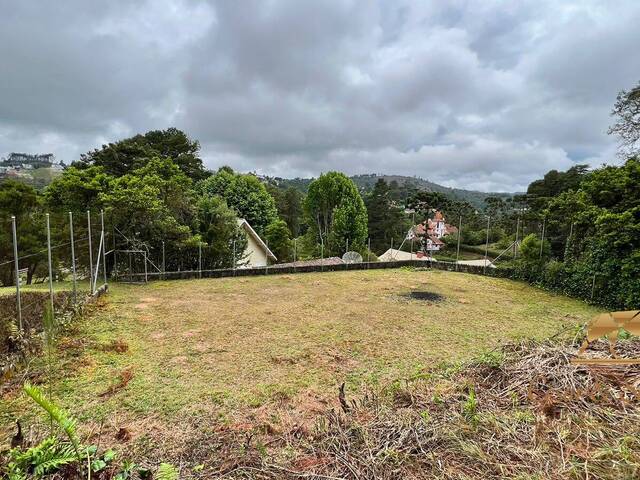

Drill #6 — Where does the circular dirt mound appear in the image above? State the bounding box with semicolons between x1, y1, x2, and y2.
404;291;444;302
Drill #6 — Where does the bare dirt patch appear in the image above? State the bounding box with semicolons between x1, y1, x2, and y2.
403;290;445;302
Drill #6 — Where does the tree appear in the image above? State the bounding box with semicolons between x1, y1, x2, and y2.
609;81;640;157
44;166;111;213
265;184;305;237
197;196;247;268
365;179;411;254
0;181;45;285
519;233;550;262
75;128;208;181
514;158;640;309
264;220;292;263
281;187;304;237
303;172;368;255
406;191;450;217
197;167;278;236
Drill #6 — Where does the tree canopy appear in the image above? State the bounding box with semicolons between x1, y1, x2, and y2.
197;167;278;236
609;81;640;157
75;128;208;181
365;179;411;254
303;172;367;255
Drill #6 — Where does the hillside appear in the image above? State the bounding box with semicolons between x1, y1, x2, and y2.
0;166;62;189
268;173;514;208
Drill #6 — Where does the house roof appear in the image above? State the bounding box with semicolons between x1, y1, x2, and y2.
237;219;277;261
379;248;430;261
427;235;445;245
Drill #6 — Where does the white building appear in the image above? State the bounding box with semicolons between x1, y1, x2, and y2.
237;218;277;268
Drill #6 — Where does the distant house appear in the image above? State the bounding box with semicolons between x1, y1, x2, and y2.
409;210;457;253
237;218;277;268
2;152;55;167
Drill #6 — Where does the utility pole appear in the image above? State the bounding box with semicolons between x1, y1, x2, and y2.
11;216;22;330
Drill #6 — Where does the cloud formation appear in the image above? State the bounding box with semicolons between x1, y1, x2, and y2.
1;0;638;191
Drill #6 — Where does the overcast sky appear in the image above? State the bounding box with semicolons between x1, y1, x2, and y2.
1;1;638;191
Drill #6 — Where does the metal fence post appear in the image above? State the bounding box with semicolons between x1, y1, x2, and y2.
144;251;148;283
162;241;166;280
411;211;415;260
539;217;546;260
11;216;22;330
367;237;371;267
514;217;520;259
455;215;462;271
112;218;117;280
101;210;107;286
69;212;77;306
265;239;269;275
483;215;491;274
232;239;236;276
320;240;324;271
87;210;94;294
46;213;55;320
293;238;297;273
345;238;349;270
198;242;202;279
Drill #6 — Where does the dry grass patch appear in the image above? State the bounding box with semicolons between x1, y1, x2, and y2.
1;269;601;468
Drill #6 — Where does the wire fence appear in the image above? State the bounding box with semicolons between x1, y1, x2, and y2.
1;210;110;335
2;210;588;335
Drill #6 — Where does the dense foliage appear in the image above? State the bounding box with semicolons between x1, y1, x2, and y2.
0;181;46;285
75;127;208;181
197;167;278;236
365;179;411;253
512;158;639;309
303;172;368;255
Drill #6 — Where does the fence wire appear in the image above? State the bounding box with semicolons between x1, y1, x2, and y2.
2;211;592;335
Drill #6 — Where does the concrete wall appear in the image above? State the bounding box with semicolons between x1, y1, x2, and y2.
123;259;514;282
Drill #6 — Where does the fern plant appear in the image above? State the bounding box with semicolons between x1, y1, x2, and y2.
23;383;81;458
7;436;77;478
157;463;179;480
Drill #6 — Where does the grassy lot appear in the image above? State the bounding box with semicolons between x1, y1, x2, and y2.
0;269;601;464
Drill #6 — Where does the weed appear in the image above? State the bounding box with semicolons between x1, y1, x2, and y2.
462;385;479;426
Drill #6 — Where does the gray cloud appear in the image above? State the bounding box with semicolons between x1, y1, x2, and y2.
1;0;638;191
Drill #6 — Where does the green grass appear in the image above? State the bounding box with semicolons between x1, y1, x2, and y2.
0;269;600;447
0;280;91;297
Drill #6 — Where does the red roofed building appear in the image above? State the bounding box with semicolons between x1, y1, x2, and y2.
410;210;457;253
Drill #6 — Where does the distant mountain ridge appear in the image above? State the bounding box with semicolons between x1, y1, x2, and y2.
268;174;515;209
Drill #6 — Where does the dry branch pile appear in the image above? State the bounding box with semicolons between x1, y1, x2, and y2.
170;339;640;479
